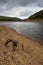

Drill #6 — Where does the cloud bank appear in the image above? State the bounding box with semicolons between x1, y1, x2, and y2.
0;0;43;19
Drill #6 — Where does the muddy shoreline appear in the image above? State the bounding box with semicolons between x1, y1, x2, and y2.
0;25;43;65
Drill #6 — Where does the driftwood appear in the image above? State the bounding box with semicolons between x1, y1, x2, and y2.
4;39;17;51
4;39;24;51
22;44;24;51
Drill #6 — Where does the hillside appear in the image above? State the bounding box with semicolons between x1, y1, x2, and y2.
26;10;43;21
0;25;43;65
0;16;22;21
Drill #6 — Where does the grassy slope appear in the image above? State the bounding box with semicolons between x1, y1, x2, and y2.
26;10;43;21
0;16;22;21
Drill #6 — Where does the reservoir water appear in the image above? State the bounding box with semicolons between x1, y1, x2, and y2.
0;22;43;42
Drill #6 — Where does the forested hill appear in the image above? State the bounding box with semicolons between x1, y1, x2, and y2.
0;10;43;21
0;16;22;21
26;10;43;21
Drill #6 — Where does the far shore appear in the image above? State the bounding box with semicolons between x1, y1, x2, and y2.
26;19;43;22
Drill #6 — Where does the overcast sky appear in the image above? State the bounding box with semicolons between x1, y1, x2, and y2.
0;0;43;19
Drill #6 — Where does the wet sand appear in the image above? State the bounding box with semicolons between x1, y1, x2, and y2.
0;25;43;65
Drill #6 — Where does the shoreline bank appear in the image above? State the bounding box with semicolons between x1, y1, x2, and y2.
0;25;43;65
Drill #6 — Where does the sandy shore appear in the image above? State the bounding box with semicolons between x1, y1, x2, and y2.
0;25;43;65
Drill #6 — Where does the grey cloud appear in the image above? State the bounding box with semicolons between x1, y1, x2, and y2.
0;0;36;6
0;0;36;12
38;4;43;7
14;0;35;6
19;10;32;17
0;0;43;7
0;0;8;5
0;0;43;11
38;0;43;7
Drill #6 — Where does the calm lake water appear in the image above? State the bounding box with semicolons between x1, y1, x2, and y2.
0;22;43;42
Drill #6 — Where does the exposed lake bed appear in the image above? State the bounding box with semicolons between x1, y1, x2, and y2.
0;25;43;65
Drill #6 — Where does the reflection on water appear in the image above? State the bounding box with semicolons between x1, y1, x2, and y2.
0;22;43;42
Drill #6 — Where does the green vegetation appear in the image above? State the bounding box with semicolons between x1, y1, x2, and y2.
25;10;43;21
29;10;43;19
0;16;22;21
0;10;43;21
